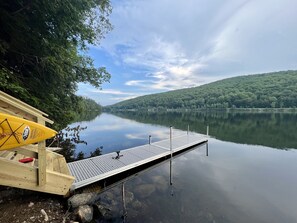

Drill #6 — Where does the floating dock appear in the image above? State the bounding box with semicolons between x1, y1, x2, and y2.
0;90;208;195
68;132;208;190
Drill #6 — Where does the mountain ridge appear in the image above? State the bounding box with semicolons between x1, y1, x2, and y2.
105;70;297;110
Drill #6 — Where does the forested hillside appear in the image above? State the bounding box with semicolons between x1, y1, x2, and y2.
106;71;297;110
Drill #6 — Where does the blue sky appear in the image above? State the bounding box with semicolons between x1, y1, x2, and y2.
77;0;297;106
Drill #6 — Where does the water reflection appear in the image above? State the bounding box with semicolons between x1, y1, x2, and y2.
67;111;297;222
96;139;297;223
68;113;186;155
109;111;297;149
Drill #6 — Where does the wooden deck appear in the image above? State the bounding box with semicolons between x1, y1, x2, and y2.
0;90;74;196
68;133;208;190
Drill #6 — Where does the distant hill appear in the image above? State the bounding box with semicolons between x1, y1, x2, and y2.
106;70;297;110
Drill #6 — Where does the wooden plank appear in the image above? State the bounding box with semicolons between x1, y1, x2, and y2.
32;158;38;167
46;152;54;171
0;100;53;124
38;140;46;186
46;149;63;157
13;147;38;159
53;156;60;173
0;107;20;116
58;157;71;175
0;151;10;158
0;157;74;195
0;101;37;122
13;153;25;161
2;151;16;160
0;90;49;117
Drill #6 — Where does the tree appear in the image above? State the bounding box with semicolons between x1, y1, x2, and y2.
0;0;112;129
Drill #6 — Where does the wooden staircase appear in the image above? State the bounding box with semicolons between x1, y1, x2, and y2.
0;91;74;195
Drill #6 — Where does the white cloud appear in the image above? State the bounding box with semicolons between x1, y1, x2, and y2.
85;0;297;104
92;89;135;96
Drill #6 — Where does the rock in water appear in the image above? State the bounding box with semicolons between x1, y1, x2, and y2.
151;175;168;192
93;203;111;217
125;191;134;204
68;193;99;209
134;184;156;198
74;205;93;223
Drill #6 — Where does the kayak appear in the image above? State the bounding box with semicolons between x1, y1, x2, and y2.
0;113;57;151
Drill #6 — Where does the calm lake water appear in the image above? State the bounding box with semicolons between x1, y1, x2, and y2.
69;111;297;223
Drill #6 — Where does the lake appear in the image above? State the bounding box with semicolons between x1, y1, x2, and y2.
69;111;297;223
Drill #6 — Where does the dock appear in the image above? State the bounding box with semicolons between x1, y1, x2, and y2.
68;132;208;190
0;90;208;195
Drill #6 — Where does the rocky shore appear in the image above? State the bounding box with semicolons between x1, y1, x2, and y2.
0;184;148;223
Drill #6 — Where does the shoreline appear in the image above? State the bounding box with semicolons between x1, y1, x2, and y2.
104;107;297;113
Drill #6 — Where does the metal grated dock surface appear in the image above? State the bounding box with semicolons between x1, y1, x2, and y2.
68;133;208;189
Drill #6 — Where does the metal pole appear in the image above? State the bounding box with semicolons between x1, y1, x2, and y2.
206;125;209;136
169;158;172;186
170;126;173;158
170;158;173;196
122;183;127;221
149;135;151;145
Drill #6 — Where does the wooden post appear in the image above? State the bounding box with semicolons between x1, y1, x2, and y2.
206;125;209;136
206;142;209;156
149;135;151;145
37;118;46;186
187;125;189;135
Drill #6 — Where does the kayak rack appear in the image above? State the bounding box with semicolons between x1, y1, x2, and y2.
0;91;74;195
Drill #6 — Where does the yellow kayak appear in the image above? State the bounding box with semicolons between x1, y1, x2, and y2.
0;113;57;151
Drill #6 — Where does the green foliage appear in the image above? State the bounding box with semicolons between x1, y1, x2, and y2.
111;111;297;150
0;0;112;129
106;71;297;111
76;151;85;161
90;147;103;157
50;125;103;162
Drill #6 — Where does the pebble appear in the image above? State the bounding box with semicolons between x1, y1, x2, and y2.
74;205;93;223
40;209;49;221
28;202;34;207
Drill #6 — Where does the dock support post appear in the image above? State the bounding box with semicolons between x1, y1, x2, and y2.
170;158;174;196
206;125;209;136
149;135;151;145
187;125;189;135
206;142;209;156
122;183;127;220
170;126;173;158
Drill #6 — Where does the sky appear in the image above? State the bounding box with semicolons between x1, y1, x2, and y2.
77;0;297;106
